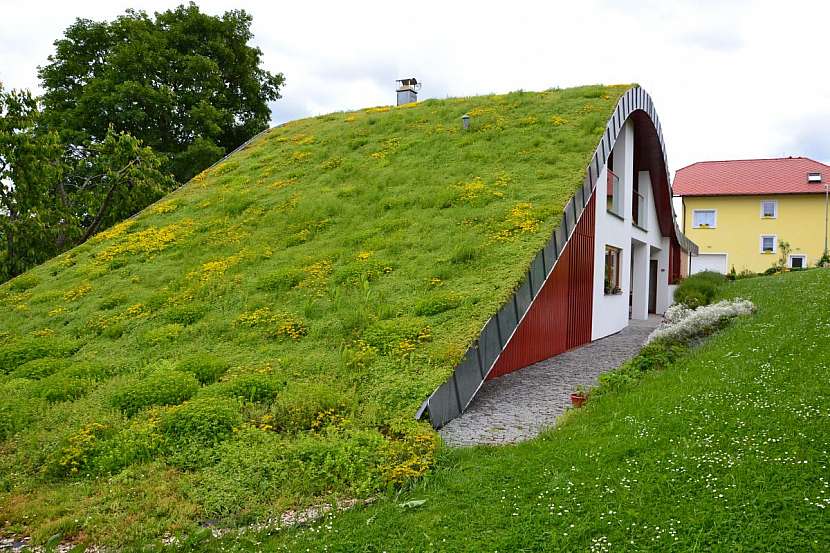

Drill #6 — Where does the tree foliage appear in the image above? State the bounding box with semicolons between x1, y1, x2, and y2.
0;87;64;279
39;2;284;182
0;85;174;282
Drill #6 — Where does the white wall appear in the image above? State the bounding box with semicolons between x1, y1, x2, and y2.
591;120;671;340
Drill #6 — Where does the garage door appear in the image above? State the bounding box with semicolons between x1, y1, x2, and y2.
691;253;727;274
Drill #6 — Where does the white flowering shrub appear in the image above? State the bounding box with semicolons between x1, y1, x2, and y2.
648;298;755;344
663;303;692;325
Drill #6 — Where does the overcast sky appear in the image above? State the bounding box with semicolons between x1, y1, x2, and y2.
2;0;829;177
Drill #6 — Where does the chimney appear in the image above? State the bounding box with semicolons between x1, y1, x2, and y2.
396;78;420;106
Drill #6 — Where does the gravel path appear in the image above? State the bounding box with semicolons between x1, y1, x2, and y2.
439;316;662;447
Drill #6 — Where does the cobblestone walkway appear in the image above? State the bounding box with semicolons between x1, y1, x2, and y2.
439;316;662;447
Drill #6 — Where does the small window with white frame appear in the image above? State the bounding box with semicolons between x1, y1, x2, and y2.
760;200;778;218
788;254;807;269
692;209;717;228
604;245;622;295
760;235;777;253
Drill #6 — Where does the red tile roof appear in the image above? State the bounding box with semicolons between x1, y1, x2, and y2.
673;157;830;197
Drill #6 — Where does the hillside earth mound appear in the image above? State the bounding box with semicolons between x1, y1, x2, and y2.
0;84;629;545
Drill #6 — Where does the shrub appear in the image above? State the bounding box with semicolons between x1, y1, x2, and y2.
414;293;461;316
11;357;72;379
674;271;725;308
141;323;184;346
0;380;38;440
256;268;303;292
53;422;113;476
34;373;96;403
175;354;230;385
596;339;687;397
8;274;40;292
648;298;755;344
187;429;293;519
362;317;429;354
159;397;241;443
61;361;115;381
165;304;207;326
0;337;79;374
268;382;353;433
288;429;386;495
86;419;166;475
628;340;688;373
204;373;283;404
110;369;199;416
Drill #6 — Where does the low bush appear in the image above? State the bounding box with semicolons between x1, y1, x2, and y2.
110;368;199;416
648;299;755;344
0;380;39;440
413;293;461;316
257;268;303;292
164;304;207;326
674;271;725;308
362;317;429;354
268;382;353;433
33;373;96;403
11;357;72;380
204;373;283;404
8;274;40;292
159;397;241;443
175;353;230;385
595;339;688;397
86;419;166;475
0;337;79;374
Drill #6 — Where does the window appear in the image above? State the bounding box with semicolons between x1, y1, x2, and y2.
760;200;777;218
607;170;623;217
692;209;717;228
604;246;622;295
760;235;777;253
789;255;807;269
632;181;646;228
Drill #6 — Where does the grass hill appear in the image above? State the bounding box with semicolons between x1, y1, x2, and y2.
207;269;830;552
0;84;630;545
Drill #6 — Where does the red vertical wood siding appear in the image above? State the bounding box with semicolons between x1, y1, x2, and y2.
668;240;681;284
487;195;596;379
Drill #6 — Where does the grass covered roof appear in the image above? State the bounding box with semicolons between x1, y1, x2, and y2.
0;84;630;544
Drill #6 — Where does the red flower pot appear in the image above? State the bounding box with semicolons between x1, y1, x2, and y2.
570;393;587;408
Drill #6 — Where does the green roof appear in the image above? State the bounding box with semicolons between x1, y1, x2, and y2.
0;83;631;544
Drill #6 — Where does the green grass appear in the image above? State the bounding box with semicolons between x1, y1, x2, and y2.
185;269;829;552
0;84;630;546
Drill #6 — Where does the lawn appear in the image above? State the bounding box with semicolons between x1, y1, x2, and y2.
0;84;631;546
189;269;830;552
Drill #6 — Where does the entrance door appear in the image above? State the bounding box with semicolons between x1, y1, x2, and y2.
648;259;658;314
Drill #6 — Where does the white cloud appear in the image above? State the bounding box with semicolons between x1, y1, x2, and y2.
1;0;829;174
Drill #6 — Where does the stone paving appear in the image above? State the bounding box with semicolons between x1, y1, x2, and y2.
439;316;662;447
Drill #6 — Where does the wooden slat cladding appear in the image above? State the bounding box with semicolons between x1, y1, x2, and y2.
487;195;596;379
669;239;681;284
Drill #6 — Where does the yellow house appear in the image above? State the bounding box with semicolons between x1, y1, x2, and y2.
673;157;830;274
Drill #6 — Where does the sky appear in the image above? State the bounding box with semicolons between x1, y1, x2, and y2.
2;0;830;179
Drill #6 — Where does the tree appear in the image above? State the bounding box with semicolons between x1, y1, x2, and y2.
39;2;284;183
0;86;64;280
0;85;174;281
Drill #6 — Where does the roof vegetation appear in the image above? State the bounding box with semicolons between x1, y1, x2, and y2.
0;84;629;545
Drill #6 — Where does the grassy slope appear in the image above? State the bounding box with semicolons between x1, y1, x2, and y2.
0;84;629;545
208;270;829;552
